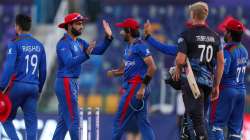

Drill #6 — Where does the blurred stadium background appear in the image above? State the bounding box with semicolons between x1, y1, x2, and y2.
0;0;250;139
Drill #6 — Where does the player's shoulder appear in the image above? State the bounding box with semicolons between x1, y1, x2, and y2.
179;28;189;37
239;44;248;55
223;48;231;58
205;26;220;39
76;38;85;42
134;39;148;49
240;43;247;50
77;38;88;46
6;40;17;50
135;39;146;45
32;37;44;47
11;35;21;42
7;36;22;48
57;35;69;47
185;26;219;38
9;36;24;47
224;43;236;52
178;28;197;41
58;34;68;42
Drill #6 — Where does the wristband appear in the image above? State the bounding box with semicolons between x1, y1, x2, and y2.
105;35;113;40
143;75;152;85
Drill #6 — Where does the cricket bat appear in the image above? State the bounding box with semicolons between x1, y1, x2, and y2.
185;58;201;99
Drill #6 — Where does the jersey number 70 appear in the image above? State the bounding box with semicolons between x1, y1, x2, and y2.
198;45;213;62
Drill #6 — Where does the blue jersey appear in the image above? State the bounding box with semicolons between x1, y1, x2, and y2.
56;33;112;78
123;39;151;81
145;35;177;56
0;34;47;92
221;42;248;89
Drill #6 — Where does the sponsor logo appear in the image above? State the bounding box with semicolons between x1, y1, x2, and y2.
125;60;136;67
177;37;184;44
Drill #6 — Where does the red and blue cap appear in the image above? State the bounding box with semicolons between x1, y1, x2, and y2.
58;12;88;28
225;18;244;32
218;16;245;32
116;18;140;30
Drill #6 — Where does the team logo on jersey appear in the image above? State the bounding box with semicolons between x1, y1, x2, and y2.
80;44;83;49
73;45;78;52
7;48;12;54
177;37;184;44
146;49;150;55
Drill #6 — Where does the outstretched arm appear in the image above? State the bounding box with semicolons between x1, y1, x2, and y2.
91;20;113;55
144;20;177;56
145;35;177;56
57;41;89;69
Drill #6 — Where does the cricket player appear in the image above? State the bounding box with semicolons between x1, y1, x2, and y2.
52;12;112;140
209;19;248;140
143;8;212;140
172;2;225;139
0;14;47;140
107;18;156;140
144;21;199;140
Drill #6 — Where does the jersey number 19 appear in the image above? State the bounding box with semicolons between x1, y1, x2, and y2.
25;54;38;75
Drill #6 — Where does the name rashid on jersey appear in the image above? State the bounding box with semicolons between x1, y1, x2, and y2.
22;45;41;52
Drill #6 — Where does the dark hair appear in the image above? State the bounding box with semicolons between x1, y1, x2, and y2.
15;14;32;31
64;24;69;30
124;28;140;38
228;29;243;42
64;22;75;31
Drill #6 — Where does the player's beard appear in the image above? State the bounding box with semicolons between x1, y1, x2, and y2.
71;27;82;37
124;34;130;42
224;31;231;43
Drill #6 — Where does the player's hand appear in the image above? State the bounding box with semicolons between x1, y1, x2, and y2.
103;20;112;38
144;20;152;37
136;85;145;100
107;70;114;78
86;41;96;55
172;67;181;81
211;86;219;101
